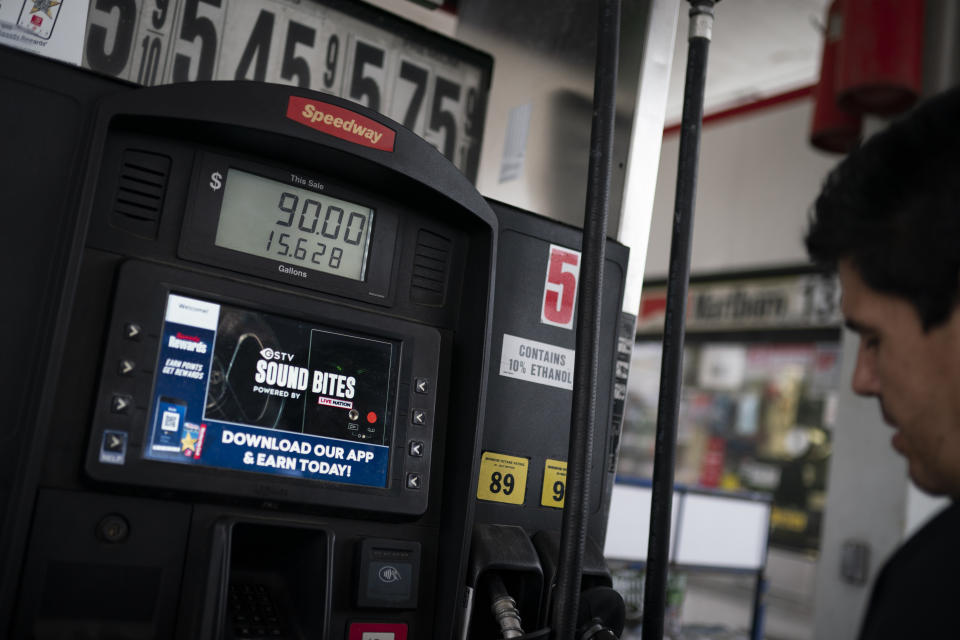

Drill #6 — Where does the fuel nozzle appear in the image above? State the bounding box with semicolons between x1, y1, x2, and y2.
576;586;625;640
487;574;524;639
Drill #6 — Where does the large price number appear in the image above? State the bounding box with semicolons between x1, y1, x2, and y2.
489;471;515;496
429;77;460;160
349;41;384;111
348;42;466;164
233;9;319;88
172;0;222;82
396;60;427;129
85;0;138;76
86;0;172;85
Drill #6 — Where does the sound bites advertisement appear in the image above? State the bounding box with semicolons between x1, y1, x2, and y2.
145;294;394;488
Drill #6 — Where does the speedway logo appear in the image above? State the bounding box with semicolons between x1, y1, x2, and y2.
286;96;396;152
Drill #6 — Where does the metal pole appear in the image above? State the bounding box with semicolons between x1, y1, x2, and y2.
750;571;768;640
641;2;716;638
551;0;621;637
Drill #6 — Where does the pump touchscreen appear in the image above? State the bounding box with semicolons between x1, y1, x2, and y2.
145;293;395;488
214;169;374;281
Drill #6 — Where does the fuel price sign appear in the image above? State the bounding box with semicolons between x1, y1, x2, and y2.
81;0;491;181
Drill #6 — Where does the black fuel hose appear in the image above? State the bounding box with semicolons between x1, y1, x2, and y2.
550;0;621;638
641;3;716;639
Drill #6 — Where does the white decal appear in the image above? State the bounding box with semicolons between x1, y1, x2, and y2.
499;333;576;390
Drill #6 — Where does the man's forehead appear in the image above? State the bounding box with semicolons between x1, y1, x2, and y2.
837;261;865;304
836;259;932;336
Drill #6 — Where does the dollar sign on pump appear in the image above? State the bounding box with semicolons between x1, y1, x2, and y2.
209;171;223;191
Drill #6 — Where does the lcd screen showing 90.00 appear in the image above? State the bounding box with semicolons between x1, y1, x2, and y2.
144;293;395;488
214;169;374;281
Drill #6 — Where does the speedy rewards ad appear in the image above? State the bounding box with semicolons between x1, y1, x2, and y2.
145;294;394;488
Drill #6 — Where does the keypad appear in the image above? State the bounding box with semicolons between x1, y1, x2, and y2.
228;582;287;638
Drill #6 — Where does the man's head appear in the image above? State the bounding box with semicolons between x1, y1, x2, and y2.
806;87;960;496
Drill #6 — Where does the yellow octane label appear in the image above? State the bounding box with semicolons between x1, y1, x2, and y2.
540;459;567;508
477;452;529;505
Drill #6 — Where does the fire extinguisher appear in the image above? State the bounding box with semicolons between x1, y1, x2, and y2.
810;0;862;153
810;0;924;153
836;0;925;116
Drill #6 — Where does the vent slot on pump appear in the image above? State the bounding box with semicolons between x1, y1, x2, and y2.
410;230;451;307
110;149;171;238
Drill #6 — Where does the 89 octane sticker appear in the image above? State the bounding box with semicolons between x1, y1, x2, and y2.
476;451;529;505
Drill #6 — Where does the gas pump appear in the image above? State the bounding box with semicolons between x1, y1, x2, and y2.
0;28;619;640
0;1;653;638
1;59;497;636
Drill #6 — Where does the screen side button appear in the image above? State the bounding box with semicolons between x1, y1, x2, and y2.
124;323;142;340
111;394;134;414
411;410;426;425
118;359;136;376
408;441;423;457
414;378;429;394
405;473;421;490
99;431;128;465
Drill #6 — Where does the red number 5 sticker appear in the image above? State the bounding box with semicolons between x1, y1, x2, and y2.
541;245;581;329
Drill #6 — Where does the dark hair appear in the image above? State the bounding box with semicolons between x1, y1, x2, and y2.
805;86;960;330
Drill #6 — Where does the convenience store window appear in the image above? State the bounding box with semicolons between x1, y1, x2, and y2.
618;269;841;552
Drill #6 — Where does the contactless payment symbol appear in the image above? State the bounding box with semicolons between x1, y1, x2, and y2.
378;566;402;583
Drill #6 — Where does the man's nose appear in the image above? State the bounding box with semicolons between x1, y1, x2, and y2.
851;343;879;397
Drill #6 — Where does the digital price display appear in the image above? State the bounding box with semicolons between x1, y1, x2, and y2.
214;169;374;282
145;292;396;488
